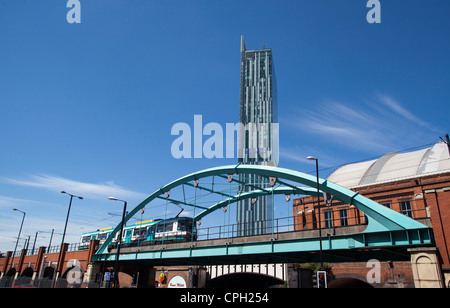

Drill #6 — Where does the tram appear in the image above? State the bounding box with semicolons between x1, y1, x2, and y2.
79;217;197;250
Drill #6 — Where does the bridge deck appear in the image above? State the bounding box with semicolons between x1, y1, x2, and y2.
92;220;433;265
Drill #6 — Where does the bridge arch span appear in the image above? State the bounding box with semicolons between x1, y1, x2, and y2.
96;164;431;256
206;271;284;288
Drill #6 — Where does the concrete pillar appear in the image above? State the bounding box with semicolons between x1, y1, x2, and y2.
1;251;12;277
287;264;313;288
409;247;444;288
83;262;102;285
295;210;305;230
306;208;315;229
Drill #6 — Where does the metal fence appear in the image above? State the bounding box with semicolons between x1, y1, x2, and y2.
196;215;298;241
196;206;430;241
14;243;81;257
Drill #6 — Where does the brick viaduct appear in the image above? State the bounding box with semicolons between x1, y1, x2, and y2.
0;240;99;288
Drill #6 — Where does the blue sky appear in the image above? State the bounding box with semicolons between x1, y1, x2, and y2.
0;0;449;252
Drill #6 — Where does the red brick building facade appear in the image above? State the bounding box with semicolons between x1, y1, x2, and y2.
293;142;450;287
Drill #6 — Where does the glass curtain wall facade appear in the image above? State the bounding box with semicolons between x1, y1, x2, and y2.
237;35;278;236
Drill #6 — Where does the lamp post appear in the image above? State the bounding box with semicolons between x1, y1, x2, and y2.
7;209;26;286
32;231;38;255
307;156;323;271
108;196;127;288
57;191;83;281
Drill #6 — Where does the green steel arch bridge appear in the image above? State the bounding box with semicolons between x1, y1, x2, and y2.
92;164;434;265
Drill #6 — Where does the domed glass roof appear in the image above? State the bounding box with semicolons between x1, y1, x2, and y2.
327;142;450;188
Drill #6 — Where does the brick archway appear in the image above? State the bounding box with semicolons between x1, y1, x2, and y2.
206;272;284;288
328;277;373;288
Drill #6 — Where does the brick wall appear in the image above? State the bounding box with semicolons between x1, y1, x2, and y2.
0;240;99;285
329;261;415;288
293;172;450;269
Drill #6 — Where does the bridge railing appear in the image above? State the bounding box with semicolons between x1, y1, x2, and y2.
196;206;430;242
196;215;313;241
13;242;81;257
9;207;429;257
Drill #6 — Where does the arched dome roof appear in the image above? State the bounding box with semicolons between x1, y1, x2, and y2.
327;142;450;188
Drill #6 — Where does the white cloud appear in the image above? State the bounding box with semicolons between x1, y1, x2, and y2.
297;110;395;153
0;195;50;209
0;176;151;251
279;147;308;164
285;94;438;154
2;174;147;201
377;94;433;129
0;212;87;252
278;146;348;180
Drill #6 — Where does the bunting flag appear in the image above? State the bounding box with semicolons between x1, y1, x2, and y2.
269;177;277;187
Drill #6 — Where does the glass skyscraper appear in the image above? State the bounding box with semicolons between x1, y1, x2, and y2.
237;35;278;236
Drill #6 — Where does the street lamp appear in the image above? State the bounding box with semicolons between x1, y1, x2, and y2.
57;191;83;281
108;196;128;288
8;209;26;286
307;156;324;271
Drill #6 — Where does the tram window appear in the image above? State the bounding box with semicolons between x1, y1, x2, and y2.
133;227;147;237
97;233;108;241
81;235;91;243
178;221;190;231
125;229;133;238
156;223;173;233
179;220;196;232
